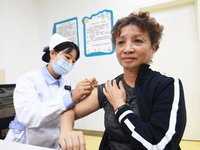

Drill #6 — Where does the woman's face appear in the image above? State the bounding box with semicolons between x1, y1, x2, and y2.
115;24;156;72
54;48;77;66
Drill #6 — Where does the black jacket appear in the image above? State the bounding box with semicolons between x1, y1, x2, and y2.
100;64;186;150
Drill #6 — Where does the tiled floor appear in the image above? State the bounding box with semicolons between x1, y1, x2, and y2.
85;135;200;150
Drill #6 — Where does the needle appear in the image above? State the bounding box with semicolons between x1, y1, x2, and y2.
84;66;94;89
84;66;91;79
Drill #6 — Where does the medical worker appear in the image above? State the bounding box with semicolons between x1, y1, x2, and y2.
4;33;97;149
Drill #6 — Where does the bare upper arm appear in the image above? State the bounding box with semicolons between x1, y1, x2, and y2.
73;87;100;120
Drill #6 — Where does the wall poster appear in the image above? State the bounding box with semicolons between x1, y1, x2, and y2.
82;9;114;57
53;17;79;47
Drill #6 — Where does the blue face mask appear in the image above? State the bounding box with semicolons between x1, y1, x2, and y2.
52;56;73;76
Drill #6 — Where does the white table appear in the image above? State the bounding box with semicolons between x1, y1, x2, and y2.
0;140;57;150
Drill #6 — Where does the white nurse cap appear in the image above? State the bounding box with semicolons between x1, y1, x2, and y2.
49;33;70;51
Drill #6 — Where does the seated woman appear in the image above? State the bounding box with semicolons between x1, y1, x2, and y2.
59;12;186;150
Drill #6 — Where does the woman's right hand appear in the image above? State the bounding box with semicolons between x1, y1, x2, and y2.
71;77;98;103
59;131;86;150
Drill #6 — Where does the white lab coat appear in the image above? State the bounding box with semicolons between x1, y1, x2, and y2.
4;68;75;149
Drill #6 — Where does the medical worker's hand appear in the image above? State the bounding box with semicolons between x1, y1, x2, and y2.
59;130;86;150
90;77;98;87
71;77;98;103
103;80;126;112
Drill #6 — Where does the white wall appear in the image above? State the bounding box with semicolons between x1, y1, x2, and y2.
38;0;143;85
0;0;40;84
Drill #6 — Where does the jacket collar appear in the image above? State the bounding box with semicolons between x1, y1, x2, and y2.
41;65;62;86
137;64;152;79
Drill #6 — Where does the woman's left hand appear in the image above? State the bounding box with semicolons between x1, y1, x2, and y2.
103;80;126;111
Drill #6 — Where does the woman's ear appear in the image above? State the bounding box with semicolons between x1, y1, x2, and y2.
152;43;157;54
50;49;56;59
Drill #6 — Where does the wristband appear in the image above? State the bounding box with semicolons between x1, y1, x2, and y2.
114;104;127;114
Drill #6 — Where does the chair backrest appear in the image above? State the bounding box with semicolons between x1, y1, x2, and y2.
0;84;16;139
